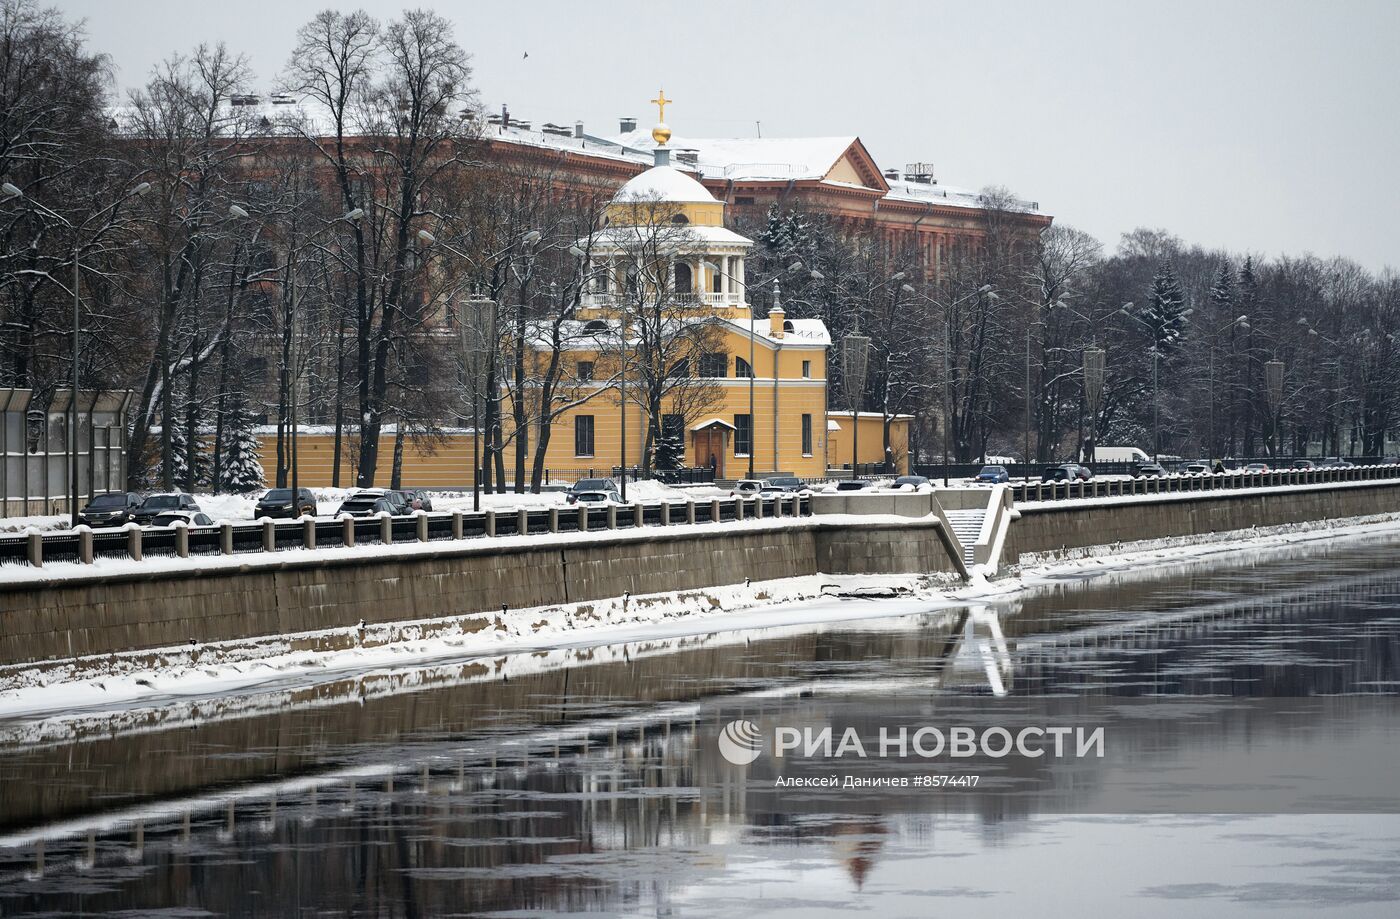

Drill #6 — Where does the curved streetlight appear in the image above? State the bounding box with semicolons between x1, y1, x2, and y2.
4;177;153;523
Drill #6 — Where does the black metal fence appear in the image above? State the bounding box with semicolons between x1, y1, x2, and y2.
538;466;716;486
1009;462;1400;503
0;494;811;570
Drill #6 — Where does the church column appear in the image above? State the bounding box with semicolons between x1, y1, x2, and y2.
719;256;730;297
737;257;746;301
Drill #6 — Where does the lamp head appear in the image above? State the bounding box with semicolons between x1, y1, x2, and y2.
416;228;437;245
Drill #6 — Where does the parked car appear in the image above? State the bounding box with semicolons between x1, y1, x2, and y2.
895;474;933;489
133;493;200;525
401;487;434;511
1183;462;1211;475
1328;459;1356;468
1130;461;1167;478
567;478;619;505
764;475;807;493
336;489;411;517
573;490;621;507
254;487;317;519
1291;460;1316;470
1042;464;1092;483
972;466;1008;484
152;511;215;527
730;479;767;497
833;479;873;492
78;492;143;528
1244;462;1270;473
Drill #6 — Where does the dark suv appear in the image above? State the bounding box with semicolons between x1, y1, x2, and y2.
335;489;412;517
133;493;200;525
78;492;143;528
1042;464;1092;482
255;487;317;519
1130;461;1167;478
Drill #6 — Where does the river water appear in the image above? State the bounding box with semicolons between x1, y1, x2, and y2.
2;534;1399;916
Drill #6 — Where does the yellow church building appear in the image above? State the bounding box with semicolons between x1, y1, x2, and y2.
503;107;840;481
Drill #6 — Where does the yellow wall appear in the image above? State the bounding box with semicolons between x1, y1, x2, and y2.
825;413;911;473
255;432;482;488
508;320;832;480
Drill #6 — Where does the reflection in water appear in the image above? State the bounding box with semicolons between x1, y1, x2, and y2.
1;535;1399;916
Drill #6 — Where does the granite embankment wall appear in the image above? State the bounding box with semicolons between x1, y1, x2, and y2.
0;517;959;669
1003;479;1400;564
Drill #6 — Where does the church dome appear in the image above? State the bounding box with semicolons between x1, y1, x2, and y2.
614;165;716;205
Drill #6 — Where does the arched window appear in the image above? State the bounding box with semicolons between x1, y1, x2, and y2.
783;319;795;333
670;213;689;224
584;319;608;334
673;262;693;294
735;356;753;378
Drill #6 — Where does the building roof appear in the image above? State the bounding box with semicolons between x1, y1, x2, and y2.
726;316;832;348
588;224;753;251
614;164;717;203
612;131;864;182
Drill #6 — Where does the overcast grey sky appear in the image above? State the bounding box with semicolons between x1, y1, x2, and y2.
56;0;1400;271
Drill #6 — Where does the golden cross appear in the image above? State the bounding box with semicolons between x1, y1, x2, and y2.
651;89;672;123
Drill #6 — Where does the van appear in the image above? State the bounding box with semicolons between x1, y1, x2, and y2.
1087;446;1150;463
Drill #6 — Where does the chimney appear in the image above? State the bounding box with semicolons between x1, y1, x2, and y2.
676;149;699;165
574;120;584;138
620;116;637;133
883;167;900;181
501;104;510;130
769;283;786;338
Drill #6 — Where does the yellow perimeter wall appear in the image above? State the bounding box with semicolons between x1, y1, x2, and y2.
255;409;908;488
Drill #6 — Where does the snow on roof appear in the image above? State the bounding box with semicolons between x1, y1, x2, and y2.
612;131;859;182
727;316;831;347
588;223;753;251
690;417;737;431
614;165;716;203
883;177;1040;213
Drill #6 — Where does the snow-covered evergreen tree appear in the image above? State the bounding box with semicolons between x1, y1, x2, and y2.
1142;263;1188;358
168;424;191;490
652;429;684;471
757;203;811;258
1209;263;1235;313
220;403;265;492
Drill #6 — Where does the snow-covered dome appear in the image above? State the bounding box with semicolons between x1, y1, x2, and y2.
614;165;716;204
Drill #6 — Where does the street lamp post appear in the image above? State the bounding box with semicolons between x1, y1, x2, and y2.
3;179;151;525
937;284;994;484
1264;359;1285;457
1208;315;1249;461
842;329;871;480
416;227;538;496
1082;344;1106;465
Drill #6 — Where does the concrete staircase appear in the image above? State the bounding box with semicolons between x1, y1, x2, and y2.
944;508;986;568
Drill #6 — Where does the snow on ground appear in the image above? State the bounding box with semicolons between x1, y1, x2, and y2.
3;511;1399;721
0;514;66;533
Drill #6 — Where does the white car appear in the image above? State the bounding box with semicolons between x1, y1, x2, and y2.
573;490;622;507
152;511;215;527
